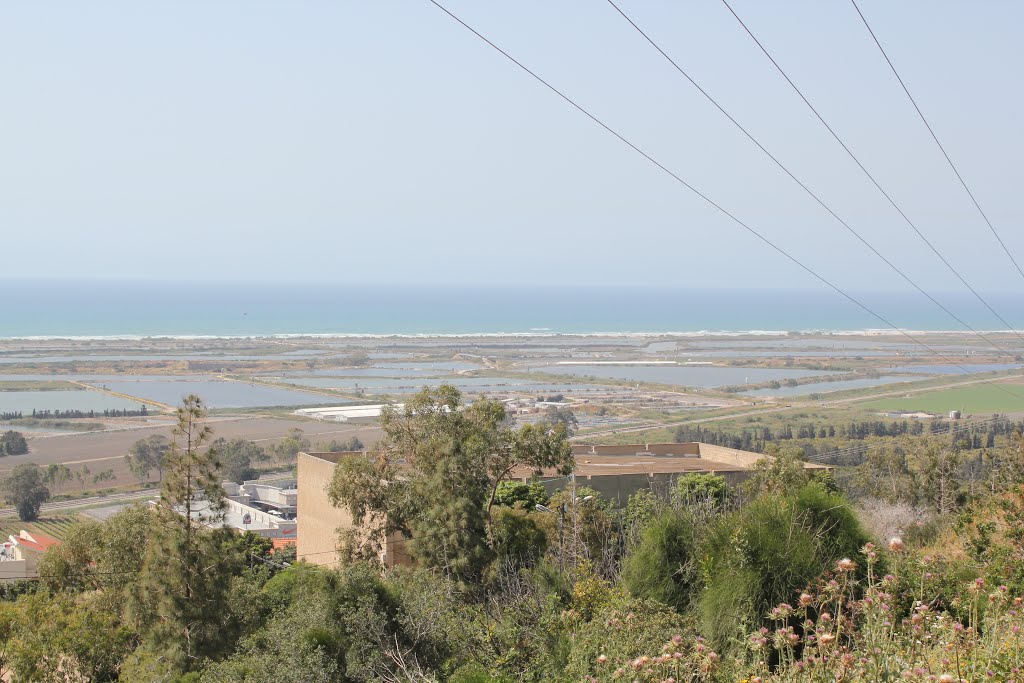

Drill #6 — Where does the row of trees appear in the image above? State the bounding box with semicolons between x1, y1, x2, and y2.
673;415;1021;455
18;406;149;419
126;430;299;486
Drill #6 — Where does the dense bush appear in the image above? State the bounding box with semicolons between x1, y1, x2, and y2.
565;597;688;680
699;483;868;653
621;508;699;611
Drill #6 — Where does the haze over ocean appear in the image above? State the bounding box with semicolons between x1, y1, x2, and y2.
3;280;1022;338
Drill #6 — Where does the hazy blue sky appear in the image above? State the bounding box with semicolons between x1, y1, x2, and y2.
2;0;1022;294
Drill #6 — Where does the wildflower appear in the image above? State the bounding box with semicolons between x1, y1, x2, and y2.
597;655;608;664
975;577;986;589
938;674;956;683
889;537;905;552
672;634;683;645
819;632;836;645
799;592;813;606
837;557;857;572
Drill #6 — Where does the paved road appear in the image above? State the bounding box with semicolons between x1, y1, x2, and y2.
2;416;381;474
0;489;158;517
0;471;300;517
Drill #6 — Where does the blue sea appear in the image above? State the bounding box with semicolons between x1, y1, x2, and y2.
2;279;1022;338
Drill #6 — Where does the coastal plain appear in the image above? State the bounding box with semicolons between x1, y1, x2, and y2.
1;331;1022;497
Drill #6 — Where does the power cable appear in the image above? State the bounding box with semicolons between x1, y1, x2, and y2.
422;0;1024;402
604;0;1018;356
848;0;1024;285
718;0;1024;343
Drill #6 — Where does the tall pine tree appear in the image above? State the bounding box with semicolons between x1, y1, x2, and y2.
127;394;239;672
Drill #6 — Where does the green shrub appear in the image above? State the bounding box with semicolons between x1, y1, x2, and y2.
490;507;548;567
449;663;514;683
674;473;727;507
621;508;699;611
565;598;687;680
493;481;548;509
698;484;868;654
623;488;660;543
793;481;870;562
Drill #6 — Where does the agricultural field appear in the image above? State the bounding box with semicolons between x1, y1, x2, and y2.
862;381;1024;415
0;514;83;542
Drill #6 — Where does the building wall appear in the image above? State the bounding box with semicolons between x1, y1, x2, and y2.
578;443;703;457
647;442;700;456
543;470;749;506
297;452;413;569
297;452;355;567
589;444;650;456
697;443;770;468
0;559;29;583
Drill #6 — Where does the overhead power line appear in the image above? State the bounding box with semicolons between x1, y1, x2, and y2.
848;0;1024;286
717;0;1024;343
602;0;1018;357
422;0;1024;402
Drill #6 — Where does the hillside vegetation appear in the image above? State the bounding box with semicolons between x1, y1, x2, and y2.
0;387;1023;682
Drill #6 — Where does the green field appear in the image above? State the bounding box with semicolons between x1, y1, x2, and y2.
862;382;1024;415
0;380;80;392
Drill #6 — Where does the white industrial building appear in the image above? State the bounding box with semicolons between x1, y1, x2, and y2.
293;404;402;422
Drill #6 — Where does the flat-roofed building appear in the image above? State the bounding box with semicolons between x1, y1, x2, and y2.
296;443;825;568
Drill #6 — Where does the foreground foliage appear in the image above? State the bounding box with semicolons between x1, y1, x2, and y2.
4;389;1024;682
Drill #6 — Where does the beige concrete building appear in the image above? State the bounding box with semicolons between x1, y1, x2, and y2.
297;443;824;568
297;451;412;569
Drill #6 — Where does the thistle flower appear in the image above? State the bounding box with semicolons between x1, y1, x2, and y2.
837;558;857;572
